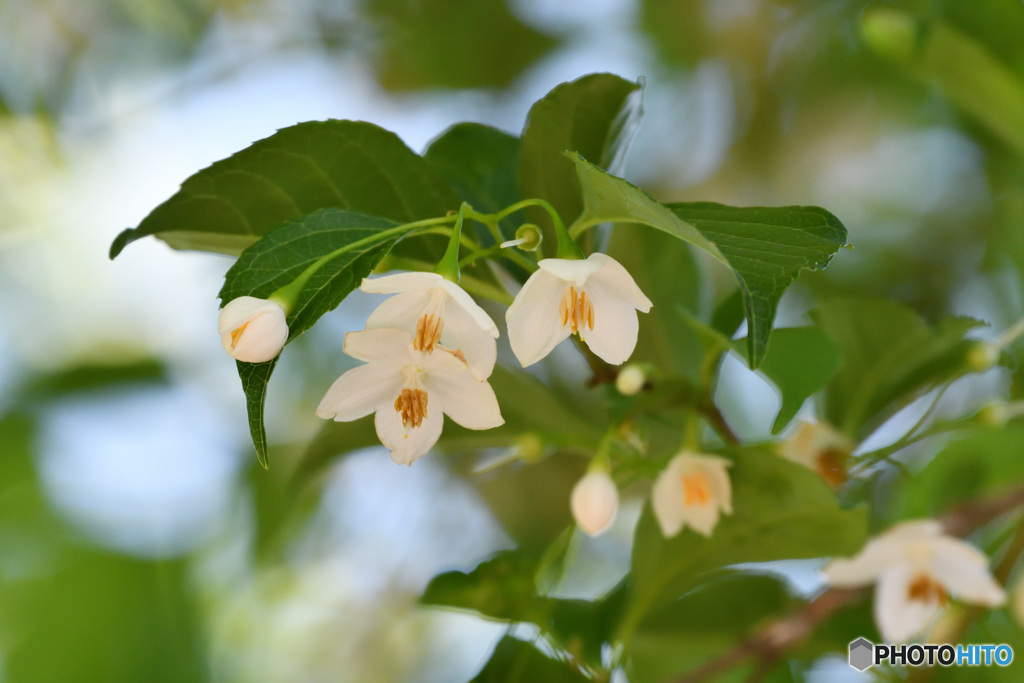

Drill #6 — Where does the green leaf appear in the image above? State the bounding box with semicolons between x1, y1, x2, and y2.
110;120;457;258
520;73;642;253
626;571;797;683
421;550;542;623
624;447;867;638
220;209;413;465
470;636;589;683
569;153;849;367
732;327;842;434
424;123;522;243
366;0;557;91
902;427;1024;518
811;297;985;439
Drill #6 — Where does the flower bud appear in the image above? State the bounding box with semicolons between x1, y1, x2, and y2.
570;471;618;536
616;364;646;396
219;296;289;363
965;341;1000;372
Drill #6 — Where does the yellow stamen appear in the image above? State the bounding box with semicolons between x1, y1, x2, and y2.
558;286;596;334
394;388;429;428
413;314;443;352
906;574;949;606
817;449;847;488
229;321;250;349
681;471;712;506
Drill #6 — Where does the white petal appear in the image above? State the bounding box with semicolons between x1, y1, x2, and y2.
537;256;603;287
315;364;404;421
365;289;433;332
930;539;1006;607
343;328;413;365
682;501;721;537
422;371;503;430
824;534;909;587
421;345;473;374
374;397;444;466
875;563;941;643
651;458;687;538
580;285;640;365
360;271;444;294
586;253;653;312
218;296;284;333
571;472;619;536
884;519;944;541
440;300;498;380
506;269;573;367
439;280;500;337
703;458;733;515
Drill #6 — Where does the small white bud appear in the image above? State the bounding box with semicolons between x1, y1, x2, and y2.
965;342;999;372
218;296;289;363
570;471;618;536
615;364;646;396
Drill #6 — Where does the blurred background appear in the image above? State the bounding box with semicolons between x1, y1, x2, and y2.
0;0;1022;680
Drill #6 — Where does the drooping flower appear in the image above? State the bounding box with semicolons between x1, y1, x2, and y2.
361;272;499;380
571;471;619;536
219;296;289;363
776;420;853;488
315;327;503;466
823;520;1006;643
505;253;652;367
651;452;732;538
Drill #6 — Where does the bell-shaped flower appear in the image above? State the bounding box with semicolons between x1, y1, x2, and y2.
651;452;732;538
571;471;618;536
219;296;289;363
315;327;503;465
361;272;499;380
823;520;1006;643
506;253;652;367
776;420;853;488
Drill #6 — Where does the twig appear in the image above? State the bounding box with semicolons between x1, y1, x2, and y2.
669;483;1024;683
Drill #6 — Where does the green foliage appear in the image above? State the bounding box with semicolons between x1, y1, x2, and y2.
625;448;867;636
366;0;557;91
569;152;848;367
470;636;589;683
110;120;457;257
520;73;642;253
812;297;985;439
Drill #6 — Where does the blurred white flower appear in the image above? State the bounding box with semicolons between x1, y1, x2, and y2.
776;420;853;487
218;296;289;363
651;452;732;538
362;272;499;380
316;328;503;465
570;471;618;536
615;364;647;396
824;520;1006;643
506;253;652;367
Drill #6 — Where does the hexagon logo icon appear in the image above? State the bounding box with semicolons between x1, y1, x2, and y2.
849;638;874;671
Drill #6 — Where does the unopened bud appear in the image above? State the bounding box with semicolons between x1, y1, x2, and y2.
219;296;289;363
977;403;1010;428
616;364;646;396
965;342;1000;372
515;433;546;463
570;471;618;536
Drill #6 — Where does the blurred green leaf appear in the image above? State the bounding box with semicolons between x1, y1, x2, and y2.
424;123;522;244
639;0;709;67
220;209;409;466
626;571;797;683
21;359;168;400
733;327;842;434
625;447;867;638
811;297;985;440
110;120;457;257
861;6;1024;154
520;73;642;254
471;636;589;683
366;0;557;91
902;427;1024;518
569;153;848;367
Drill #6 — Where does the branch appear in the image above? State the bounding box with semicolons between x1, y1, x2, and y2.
670;483;1024;683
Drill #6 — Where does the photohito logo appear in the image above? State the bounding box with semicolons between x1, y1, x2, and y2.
848;638;1014;670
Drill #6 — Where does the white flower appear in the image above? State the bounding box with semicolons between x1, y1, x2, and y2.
823;520;1006;643
315;328;503;465
571;471;619;536
219;296;289;363
776;421;853;487
651;452;733;538
505;253;652;367
361;272;499;380
615;364;646;396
